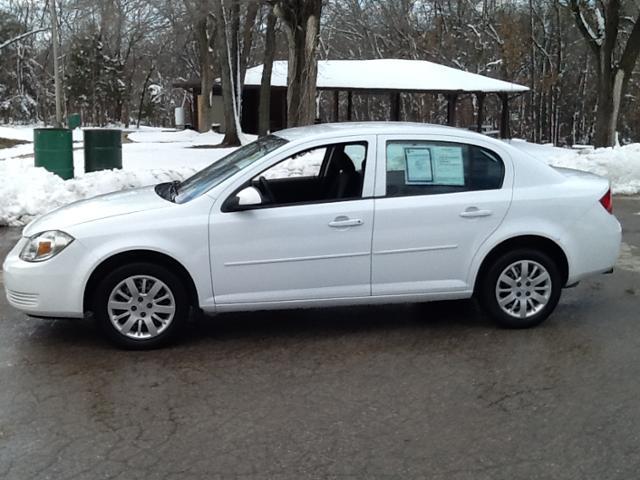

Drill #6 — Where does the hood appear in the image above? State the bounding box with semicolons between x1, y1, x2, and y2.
23;186;171;236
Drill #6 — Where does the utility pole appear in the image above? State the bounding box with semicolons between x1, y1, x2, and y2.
49;0;63;127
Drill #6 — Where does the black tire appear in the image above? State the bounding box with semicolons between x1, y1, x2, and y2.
92;262;189;349
478;248;562;329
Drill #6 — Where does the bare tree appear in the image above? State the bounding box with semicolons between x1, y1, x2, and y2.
211;0;238;144
211;0;260;145
272;0;322;127
569;0;640;147
259;8;277;136
184;0;216;132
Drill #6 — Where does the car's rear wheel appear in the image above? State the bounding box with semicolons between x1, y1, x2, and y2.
478;249;562;328
92;262;189;349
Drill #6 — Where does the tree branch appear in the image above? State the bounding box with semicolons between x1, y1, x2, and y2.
603;0;620;60
0;28;47;51
618;11;640;82
569;0;602;57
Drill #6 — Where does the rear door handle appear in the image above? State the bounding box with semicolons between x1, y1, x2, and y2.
460;207;493;218
329;216;364;228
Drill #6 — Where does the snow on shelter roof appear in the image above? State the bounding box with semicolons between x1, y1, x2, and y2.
243;59;529;94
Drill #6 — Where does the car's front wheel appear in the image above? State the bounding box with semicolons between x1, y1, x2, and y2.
478;249;562;328
92;262;189;349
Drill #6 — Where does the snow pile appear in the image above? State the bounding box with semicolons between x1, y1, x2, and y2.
0;160;199;226
508;140;640;195
547;144;640;195
128;129;256;146
127;129;208;143
0;125;239;227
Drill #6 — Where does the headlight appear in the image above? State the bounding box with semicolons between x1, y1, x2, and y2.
19;230;74;262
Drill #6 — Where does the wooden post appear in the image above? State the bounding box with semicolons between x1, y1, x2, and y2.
499;93;510;139
347;91;353;121
282;90;288;128
334;90;339;122
197;95;208;132
191;90;199;131
476;92;485;133
447;93;458;126
390;92;401;121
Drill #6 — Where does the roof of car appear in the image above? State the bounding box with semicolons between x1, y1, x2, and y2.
274;122;502;144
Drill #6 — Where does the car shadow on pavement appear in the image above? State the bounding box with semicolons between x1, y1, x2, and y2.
183;299;493;345
5;299;495;352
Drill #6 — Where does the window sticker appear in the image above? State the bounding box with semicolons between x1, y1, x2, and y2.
404;147;433;184
432;146;465;185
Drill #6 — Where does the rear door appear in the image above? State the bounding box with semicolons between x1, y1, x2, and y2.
371;134;513;296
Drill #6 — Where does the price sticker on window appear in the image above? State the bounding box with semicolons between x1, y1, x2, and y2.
432;146;465;185
404;147;433;184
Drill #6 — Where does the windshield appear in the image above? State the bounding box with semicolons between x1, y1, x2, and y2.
174;135;288;203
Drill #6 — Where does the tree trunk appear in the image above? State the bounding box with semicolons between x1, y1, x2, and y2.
259;10;277;137
196;15;214;133
594;68;623;147
213;0;240;146
274;1;323;127
136;64;154;128
240;2;259;83
49;0;63;127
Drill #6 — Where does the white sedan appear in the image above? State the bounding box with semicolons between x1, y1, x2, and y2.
3;123;621;348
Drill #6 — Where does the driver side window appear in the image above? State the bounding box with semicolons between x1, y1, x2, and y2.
248;142;367;208
262;148;326;180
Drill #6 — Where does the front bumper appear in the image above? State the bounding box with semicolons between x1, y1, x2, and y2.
3;237;86;318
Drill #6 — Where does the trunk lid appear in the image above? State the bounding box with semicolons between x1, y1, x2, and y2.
551;166;610;195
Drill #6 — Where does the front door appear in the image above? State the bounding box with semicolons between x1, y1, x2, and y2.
210;137;375;305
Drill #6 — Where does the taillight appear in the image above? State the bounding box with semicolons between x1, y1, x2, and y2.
599;188;613;214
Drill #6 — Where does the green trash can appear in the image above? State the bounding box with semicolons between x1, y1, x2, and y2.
84;129;122;173
33;128;74;180
67;113;81;130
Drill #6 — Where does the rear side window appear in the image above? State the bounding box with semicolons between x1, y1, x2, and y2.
385;140;504;197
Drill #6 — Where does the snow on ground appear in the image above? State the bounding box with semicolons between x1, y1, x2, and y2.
0;126;83;160
507;139;640;195
0;125;41;142
0;124;84;143
0;142;35;160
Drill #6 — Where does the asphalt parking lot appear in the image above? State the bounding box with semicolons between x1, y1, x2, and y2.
1;197;639;480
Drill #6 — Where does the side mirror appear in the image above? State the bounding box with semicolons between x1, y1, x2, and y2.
235;186;263;208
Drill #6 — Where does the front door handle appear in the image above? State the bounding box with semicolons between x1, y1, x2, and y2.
329;216;364;228
460;207;493;218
